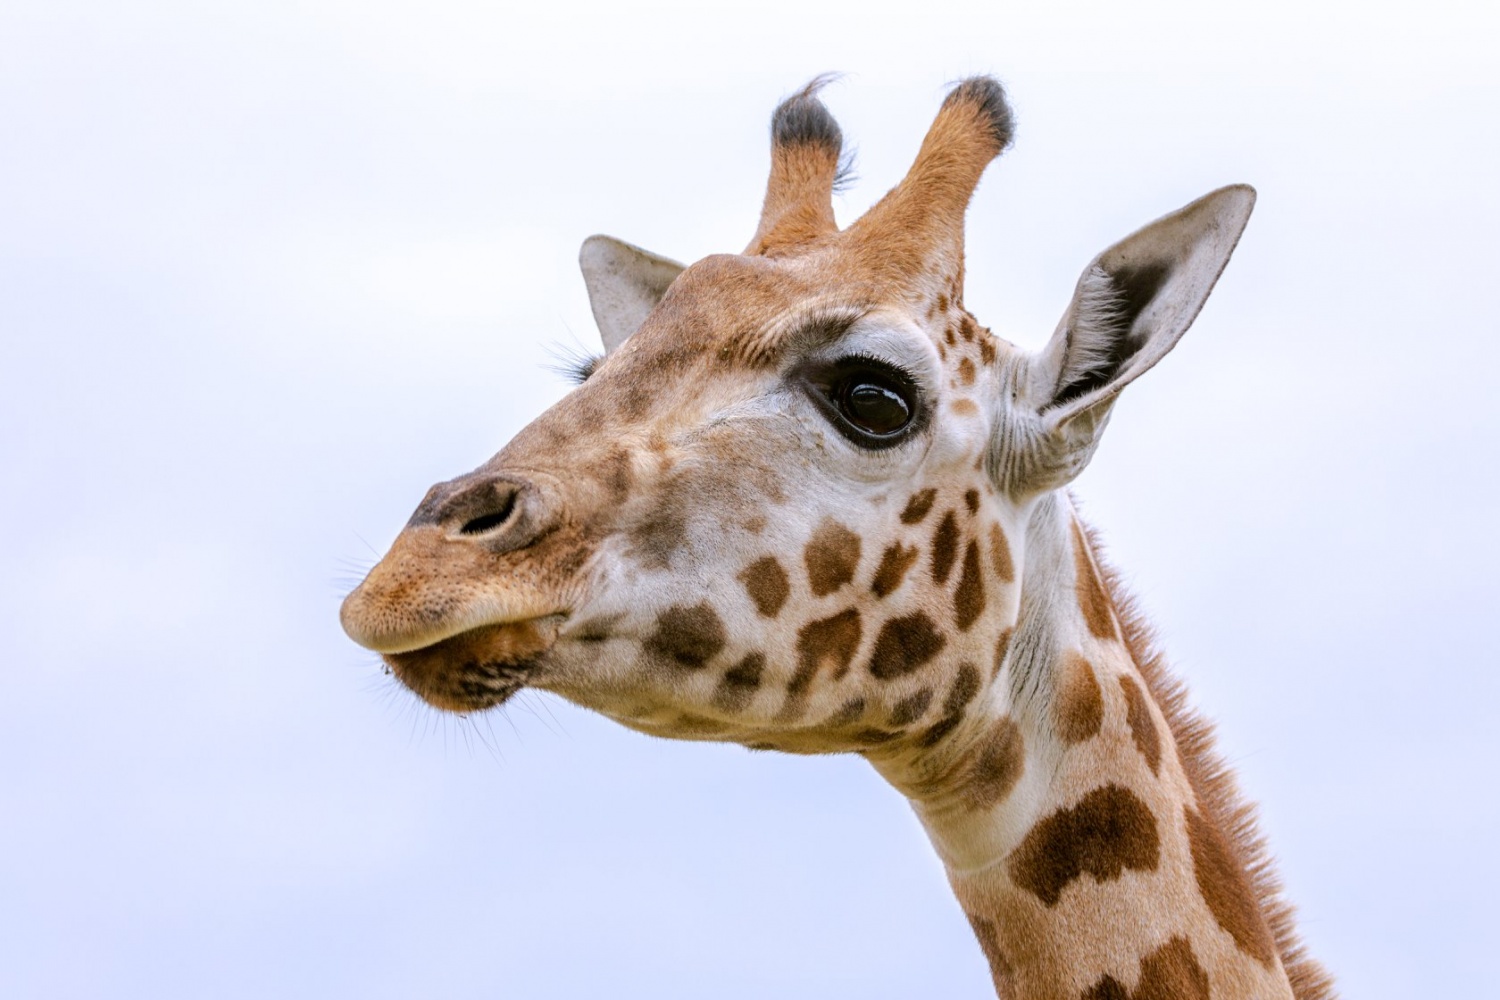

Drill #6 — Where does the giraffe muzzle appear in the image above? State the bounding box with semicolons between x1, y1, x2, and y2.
340;470;573;661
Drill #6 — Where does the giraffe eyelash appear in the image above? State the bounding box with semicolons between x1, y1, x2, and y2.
544;345;605;385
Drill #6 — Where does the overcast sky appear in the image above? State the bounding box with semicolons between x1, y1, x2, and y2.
2;2;1496;997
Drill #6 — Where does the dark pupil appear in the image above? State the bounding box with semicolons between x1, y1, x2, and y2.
842;381;911;434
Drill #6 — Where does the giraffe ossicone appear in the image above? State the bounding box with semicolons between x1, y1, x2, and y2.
341;76;1335;999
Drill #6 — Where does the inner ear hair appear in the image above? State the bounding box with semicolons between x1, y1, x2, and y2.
1051;261;1171;409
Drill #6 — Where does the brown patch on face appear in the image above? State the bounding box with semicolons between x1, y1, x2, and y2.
644;603;727;670
1083;936;1209;1000
957;356;976;385
936;293;950;313
954;540;986;632
889;687;934;726
871;541;920;598
993;626;1013;679
712;652;765;712
931;511;959;583
804;518;861;597
1055;651;1103;744
964;488;980;514
738;557;790;618
788;608;863;697
900;488;937;524
1185;806;1276;966
1006;783;1161;906
950;398;979;417
959;314;977;342
962;716;1024;811
1072;520;1118;640
945;325;957;346
868;612;947;680
1119;675;1162;774
627;499;688;571
966;914;1015;995
978;336;996;365
988;523;1014;582
601;447;634;504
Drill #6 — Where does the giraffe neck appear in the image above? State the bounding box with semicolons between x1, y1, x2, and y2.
867;494;1296;1000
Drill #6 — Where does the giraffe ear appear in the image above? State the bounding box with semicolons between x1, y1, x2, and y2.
1019;185;1256;489
579;235;685;354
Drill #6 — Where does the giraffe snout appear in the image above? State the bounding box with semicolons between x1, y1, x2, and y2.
340;469;574;656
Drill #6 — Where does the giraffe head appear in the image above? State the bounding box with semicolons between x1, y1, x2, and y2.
340;78;1253;757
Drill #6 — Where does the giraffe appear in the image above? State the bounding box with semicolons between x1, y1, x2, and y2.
340;77;1336;999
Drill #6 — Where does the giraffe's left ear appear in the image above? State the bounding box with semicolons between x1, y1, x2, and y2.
1017;185;1255;490
579;235;685;354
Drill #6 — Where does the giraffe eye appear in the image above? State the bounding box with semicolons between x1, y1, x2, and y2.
836;378;912;435
807;356;923;448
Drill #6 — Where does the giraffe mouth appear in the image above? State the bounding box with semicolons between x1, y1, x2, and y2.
381;616;563;713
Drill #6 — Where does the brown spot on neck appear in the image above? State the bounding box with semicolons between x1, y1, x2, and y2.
1083;936;1209;1000
739;556;790;618
804;518;862;596
961;716;1024;810
1055;651;1103;744
1007;783;1160;906
1185;806;1277;966
966;914;1015;996
1072;520;1119;640
1119;675;1162;774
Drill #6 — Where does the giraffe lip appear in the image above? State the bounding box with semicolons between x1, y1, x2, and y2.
380;617;563;713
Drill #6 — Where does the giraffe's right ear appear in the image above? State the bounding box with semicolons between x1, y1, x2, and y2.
1010;185;1255;492
579;235;685;354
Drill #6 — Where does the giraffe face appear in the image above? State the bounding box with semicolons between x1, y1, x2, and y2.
343;244;1028;753
340;78;1254;757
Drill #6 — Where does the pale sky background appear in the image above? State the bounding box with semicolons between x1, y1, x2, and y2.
2;1;1496;997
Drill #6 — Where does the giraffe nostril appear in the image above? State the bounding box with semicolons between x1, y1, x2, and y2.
459;491;517;536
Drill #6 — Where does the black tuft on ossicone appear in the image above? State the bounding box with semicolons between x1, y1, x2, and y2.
772;74;845;155
944;76;1016;153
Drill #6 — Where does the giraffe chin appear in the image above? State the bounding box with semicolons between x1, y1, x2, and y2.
381;617;561;713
